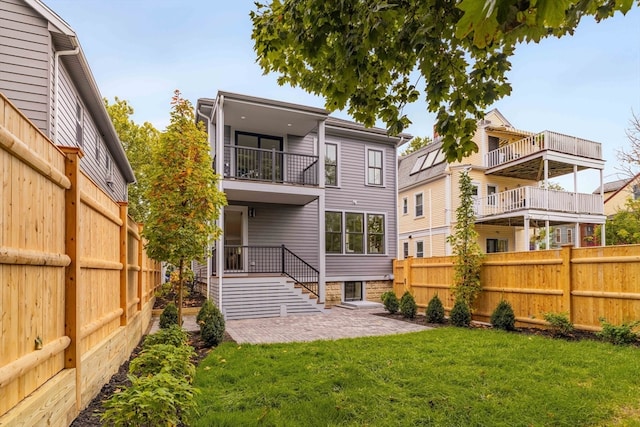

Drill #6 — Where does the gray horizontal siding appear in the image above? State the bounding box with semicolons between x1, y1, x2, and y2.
0;0;50;133
324;135;398;278
242;201;320;269
287;133;315;156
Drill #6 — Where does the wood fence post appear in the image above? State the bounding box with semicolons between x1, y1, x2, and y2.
61;147;82;411
560;245;573;323
137;223;143;311
118;202;128;326
403;257;413;294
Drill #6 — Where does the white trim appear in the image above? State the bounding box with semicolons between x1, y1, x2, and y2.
326;275;392;282
318;193;326;303
402;196;408;215
415;240;424;258
364;145;385;187
325;139;341;187
324;209;389;256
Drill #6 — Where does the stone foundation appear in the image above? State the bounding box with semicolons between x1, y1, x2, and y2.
324;280;393;308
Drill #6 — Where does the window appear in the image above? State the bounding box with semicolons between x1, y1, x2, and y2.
367;148;383;185
402;197;408;215
325;143;338;186
403;242;409;258
415;193;423;217
235;131;283;181
555;228;561;244
75;102;83;147
410;155;426;175
634;184;640;200
346;213;364;254
567;228;573;244
344;281;363;302
325;211;386;255
487;238;508;253
325;212;342;253
367;214;385;254
416;241;424;258
487;185;497;205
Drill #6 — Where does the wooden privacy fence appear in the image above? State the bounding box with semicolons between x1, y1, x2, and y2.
394;244;640;331
0;93;161;426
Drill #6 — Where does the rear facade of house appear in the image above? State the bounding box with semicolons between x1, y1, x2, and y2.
0;0;134;201
195;92;408;319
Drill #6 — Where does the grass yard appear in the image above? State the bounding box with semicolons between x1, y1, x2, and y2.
193;327;640;426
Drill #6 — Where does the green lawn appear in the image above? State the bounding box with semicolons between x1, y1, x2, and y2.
193;328;640;426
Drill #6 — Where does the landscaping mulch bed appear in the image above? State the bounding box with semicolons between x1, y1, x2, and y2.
153;290;206;310
70;330;234;426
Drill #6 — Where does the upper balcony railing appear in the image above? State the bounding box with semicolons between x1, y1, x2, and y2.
223;145;319;186
485;131;602;169
475;186;603;218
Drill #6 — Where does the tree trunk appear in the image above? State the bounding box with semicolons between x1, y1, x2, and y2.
178;258;184;327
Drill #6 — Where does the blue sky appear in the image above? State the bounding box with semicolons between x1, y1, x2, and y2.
44;1;640;192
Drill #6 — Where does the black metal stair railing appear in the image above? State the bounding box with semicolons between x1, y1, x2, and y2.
213;245;319;297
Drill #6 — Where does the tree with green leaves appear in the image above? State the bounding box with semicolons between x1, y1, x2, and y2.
402;136;433;155
105;97;159;223
597;198;640;245
251;1;636;162
143;90;227;324
447;170;484;307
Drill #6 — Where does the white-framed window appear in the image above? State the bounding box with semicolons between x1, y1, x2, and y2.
325;211;386;255
487;185;497;205
325;142;338;186
555;228;561;244
366;147;384;186
415;193;423;217
416;241;424;258
403;241;409;258
486;238;508;253
567;228;573;244
402;197;408;215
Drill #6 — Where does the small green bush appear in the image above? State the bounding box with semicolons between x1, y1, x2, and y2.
425;294;445;323
101;372;199;427
199;302;225;346
159;302;179;329
381;291;399;314
143;324;189;349
129;344;196;381
399;291;417;319
543;312;574;337
490;300;516;331
450;299;471;327
597;318;640;345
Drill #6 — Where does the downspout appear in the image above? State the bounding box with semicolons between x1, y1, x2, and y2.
52;43;80;144
196;109;213;301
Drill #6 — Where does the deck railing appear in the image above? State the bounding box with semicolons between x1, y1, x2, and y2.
223;145;319;186
476;186;603;217
212;245;319;296
486;130;603;168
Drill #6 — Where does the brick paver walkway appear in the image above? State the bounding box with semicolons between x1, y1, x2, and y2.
224;307;430;344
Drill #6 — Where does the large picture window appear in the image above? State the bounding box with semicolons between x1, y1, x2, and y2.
325;211;386;255
325;143;338;186
325;212;342;253
367;148;383;185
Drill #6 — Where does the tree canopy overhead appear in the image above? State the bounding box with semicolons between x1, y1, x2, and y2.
251;0;636;162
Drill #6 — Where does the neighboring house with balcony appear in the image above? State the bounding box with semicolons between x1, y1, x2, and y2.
0;0;134;201
398;109;606;258
195;91;409;319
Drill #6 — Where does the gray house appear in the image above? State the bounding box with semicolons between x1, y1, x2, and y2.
195;91;410;319
0;0;134;201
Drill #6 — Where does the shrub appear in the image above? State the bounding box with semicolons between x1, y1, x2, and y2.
199;301;225;346
129;344;196;381
380;291;399;314
101;372;199;427
490;300;516;331
159;302;179;329
143;324;189;349
597;318;640;345
425;294;445;324
543;312;574;337
399;291;417;319
450;299;471;327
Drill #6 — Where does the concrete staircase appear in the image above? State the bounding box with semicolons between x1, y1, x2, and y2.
220;276;326;320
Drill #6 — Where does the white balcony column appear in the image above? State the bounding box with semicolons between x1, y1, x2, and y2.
544;159;549;209
216;95;225;311
523;216;530;251
544;220;550;250
573;164;578;213
318;120;325;187
317;119;326;303
575;222;581;248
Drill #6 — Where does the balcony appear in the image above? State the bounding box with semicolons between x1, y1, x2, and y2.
474;186;604;225
485;131;603;180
